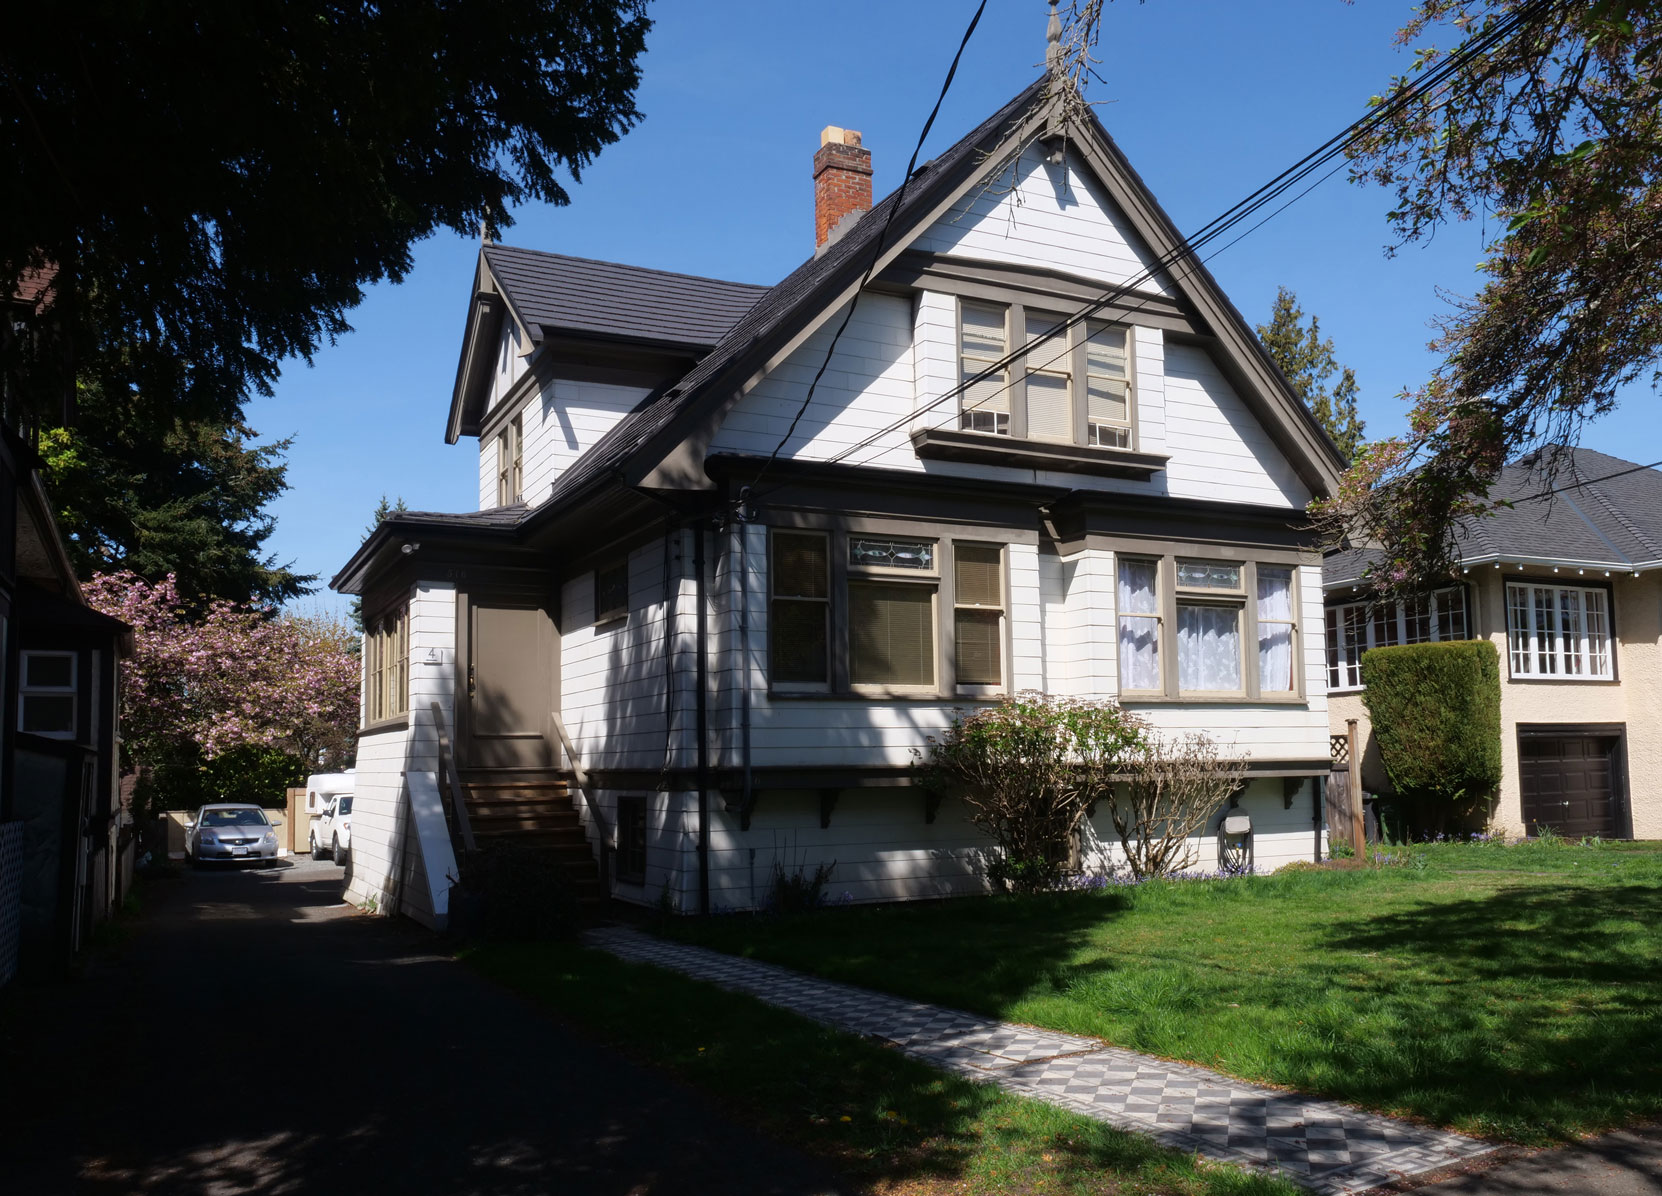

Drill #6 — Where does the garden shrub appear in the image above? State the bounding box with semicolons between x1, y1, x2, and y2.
915;693;1144;894
1105;732;1249;879
1360;638;1501;835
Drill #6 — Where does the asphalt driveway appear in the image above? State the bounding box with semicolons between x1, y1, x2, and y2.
1;855;846;1196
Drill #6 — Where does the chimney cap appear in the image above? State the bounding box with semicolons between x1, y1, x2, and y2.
819;125;862;148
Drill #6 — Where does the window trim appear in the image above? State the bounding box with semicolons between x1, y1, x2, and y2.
769;528;832;693
593;558;629;627
19;649;77;739
954;296;1138;452
952;541;1008;695
1325;586;1470;693
1504;579;1617;682
1116;555;1306;703
846;534;940;696
363;604;410;727
495;413;523;507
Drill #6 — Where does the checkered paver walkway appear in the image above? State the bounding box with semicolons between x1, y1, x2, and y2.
583;927;1492;1194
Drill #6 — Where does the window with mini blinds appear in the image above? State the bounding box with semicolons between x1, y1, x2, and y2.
769;531;1006;694
959;301;1133;448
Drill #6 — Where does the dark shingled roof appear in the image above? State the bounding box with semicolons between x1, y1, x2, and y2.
1324;447;1662;587
481;245;769;350
383;504;528;531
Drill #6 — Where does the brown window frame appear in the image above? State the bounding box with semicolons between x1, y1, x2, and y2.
495;413;523;507
364;603;410;725
594;558;629;626
768;529;832;692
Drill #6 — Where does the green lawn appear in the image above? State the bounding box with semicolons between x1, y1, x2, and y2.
663;840;1662;1144
470;941;1299;1196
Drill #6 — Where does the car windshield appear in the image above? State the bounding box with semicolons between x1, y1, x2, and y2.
201;808;269;828
338;797;353;815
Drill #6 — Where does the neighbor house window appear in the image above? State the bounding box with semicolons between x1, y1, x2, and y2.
958;301;1136;448
848;536;937;690
594;559;629;625
770;531;831;688
953;544;1005;689
495;414;522;506
1506;582;1612;679
1325;587;1467;690
616;795;648;884
364;606;409;723
19;650;76;738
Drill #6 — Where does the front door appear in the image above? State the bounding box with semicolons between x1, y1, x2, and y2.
463;600;556;768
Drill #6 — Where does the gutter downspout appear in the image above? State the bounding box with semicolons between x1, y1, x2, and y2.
735;491;754;832
694;521;711;916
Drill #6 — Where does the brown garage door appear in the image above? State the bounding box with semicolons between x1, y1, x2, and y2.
1518;731;1622;838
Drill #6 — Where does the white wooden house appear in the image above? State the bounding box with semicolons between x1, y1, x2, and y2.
331;74;1346;928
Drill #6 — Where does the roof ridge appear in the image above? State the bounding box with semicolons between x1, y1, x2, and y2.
483;243;769;292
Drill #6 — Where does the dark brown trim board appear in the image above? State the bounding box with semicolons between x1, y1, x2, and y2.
910;427;1169;479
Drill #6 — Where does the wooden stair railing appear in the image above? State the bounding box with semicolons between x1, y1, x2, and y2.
430;701;477;857
551;712;610;892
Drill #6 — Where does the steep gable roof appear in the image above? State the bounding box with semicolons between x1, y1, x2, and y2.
1324;448;1662;587
524;76;1344;526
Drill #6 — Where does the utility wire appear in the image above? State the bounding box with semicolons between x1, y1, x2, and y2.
761;0;1545;484
744;0;988;501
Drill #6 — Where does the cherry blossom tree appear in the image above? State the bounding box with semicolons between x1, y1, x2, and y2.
84;572;360;806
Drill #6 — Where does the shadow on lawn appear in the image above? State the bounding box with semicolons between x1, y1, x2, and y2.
1300;880;1662;1140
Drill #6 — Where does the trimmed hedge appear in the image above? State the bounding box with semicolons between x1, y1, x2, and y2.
1360;639;1502;831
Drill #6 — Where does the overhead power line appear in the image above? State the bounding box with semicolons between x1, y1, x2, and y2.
752;0;1548;486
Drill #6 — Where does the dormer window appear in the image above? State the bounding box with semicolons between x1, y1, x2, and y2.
957;301;1135;449
495;414;522;506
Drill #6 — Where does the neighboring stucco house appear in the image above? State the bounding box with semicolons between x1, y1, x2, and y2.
331;74;1350;928
1325;448;1662;840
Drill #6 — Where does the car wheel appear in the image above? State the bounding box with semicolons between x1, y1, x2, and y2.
332;835;345;867
314;833;331;861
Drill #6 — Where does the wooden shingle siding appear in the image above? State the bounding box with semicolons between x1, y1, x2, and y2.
914;144;1176;299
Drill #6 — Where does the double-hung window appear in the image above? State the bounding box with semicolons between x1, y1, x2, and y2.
1116;558;1162;694
364;605;409;724
1325;587;1468;690
19;650;76;738
1506;582;1612;679
770;531;831;689
1256;567;1297;694
958;301;1136;448
848;536;937;690
496;414;522;506
953;544;1005;689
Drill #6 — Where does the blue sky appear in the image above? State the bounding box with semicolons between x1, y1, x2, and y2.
249;0;1660;614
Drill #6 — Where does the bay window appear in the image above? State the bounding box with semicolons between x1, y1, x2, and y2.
769;531;831;688
1325;587;1467;690
953;544;1005;688
848;536;937;690
1506;582;1612;679
1117;556;1302;700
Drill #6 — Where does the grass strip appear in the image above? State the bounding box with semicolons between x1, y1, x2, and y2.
468;940;1301;1196
665;841;1662;1144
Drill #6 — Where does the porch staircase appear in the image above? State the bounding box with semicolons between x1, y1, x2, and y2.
455;768;605;906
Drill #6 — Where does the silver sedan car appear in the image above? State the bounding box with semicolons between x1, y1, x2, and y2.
186;803;282;866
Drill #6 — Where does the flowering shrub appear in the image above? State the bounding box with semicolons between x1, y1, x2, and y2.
1105;732;1250;880
915;694;1144;895
84;571;359;807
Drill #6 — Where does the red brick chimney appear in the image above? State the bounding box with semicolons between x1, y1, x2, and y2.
814;126;872;252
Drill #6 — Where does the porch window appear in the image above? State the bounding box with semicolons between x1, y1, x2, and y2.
770;531;830;688
953;543;1004;689
19;650;76;738
364;606;409;723
1506;582;1612;679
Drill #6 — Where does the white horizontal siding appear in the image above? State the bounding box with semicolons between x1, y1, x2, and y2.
1162;344;1311;507
342;726;409;914
521;377;652;508
915;143;1174;298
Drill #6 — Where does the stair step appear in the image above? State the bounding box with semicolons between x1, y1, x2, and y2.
466;810;580;828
